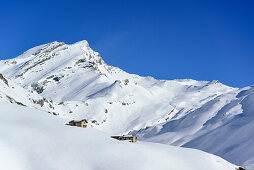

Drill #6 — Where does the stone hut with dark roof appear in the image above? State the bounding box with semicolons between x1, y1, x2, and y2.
111;135;137;143
68;119;88;128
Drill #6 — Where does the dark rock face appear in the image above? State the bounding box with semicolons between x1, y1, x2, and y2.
53;77;60;82
33;99;45;107
124;79;129;85
31;83;44;94
53;75;64;82
6;95;26;106
0;73;9;86
32;97;51;108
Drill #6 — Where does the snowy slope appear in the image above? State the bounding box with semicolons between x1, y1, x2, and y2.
131;86;254;169
0;72;87;119
0;102;239;170
0;40;253;169
0;73;62;115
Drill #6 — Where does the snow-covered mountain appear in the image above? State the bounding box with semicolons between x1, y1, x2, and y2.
0;40;253;169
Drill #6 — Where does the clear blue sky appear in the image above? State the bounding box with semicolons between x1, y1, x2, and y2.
0;0;253;88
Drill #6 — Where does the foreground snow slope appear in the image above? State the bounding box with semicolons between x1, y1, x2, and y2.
0;40;253;168
0;102;238;170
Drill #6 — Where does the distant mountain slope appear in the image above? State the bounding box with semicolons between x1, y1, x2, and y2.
131;85;254;169
0;102;239;170
0;40;253;169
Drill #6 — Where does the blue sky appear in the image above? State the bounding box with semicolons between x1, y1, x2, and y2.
0;0;253;88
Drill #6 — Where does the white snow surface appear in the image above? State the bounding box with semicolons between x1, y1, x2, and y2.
0;40;253;169
0;102;238;170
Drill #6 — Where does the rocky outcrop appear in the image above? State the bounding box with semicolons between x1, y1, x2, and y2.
0;73;9;86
